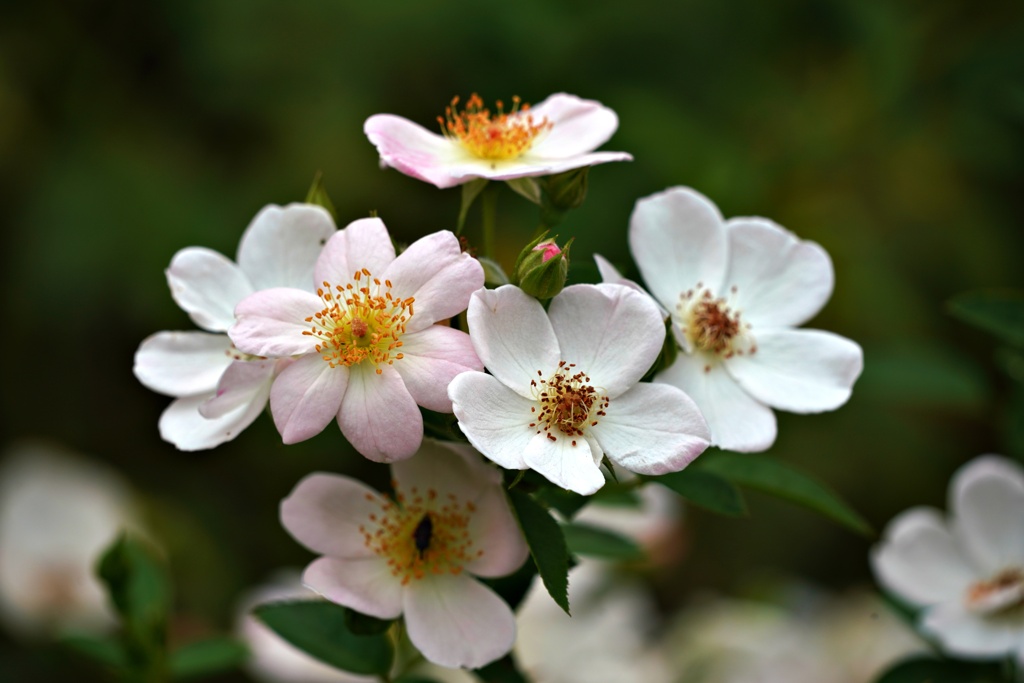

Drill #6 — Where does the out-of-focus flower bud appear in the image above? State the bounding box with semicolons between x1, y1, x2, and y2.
513;233;572;300
540;167;590;212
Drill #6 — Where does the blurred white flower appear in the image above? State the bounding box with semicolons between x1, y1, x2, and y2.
872;454;1024;662
235;572;374;683
515;562;673;683
0;441;140;637
573;481;684;566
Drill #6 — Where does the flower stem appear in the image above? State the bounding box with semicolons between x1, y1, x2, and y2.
481;184;499;261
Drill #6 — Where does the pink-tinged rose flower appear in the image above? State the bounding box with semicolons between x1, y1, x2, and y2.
133;204;336;450
872;455;1024;663
364;93;632;189
617;187;863;452
280;440;528;669
448;284;710;495
229;218;484;462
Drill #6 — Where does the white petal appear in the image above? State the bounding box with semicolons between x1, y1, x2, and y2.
722;218;835;328
382;230;484;332
200;359;276;419
922;601;1024;659
237;204;336;292
392;325;481;412
656;354;776;452
270;354;348;444
591;382;710;476
403;573;516;669
870;507;976;607
303;557;402;620
725;328;863;413
338;364;423;463
547;284;664;396
594;254;668;318
167;247;251;332
314;218;396;288
364;114;467;189
523;433;605;495
629;187;728;312
527;93;622;158
134;331;233;397
951;456;1024;573
280;473;384;558
449;372;534;470
230;288;322;357
466;286;560;398
158;393;266;451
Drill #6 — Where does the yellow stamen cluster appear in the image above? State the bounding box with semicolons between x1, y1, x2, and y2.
678;285;755;370
302;269;413;374
359;485;482;585
529;361;609;447
439;94;551;161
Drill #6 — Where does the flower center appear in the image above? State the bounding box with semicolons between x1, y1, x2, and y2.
302;269;414;374
965;567;1024;614
677;285;755;368
439;94;551;161
529;361;609;447
359;485;482;585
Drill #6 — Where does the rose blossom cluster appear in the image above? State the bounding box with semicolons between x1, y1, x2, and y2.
133;92;864;672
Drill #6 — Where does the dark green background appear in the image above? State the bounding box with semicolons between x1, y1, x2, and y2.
2;0;1022;680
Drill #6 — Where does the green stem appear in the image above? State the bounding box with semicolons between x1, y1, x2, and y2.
480;184;498;261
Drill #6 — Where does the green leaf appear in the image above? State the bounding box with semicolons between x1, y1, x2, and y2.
96;534;171;653
474;654;530;683
532;484;587;519
253;600;393;677
304;170;337;219
343;608;393;636
560;522;644;561
169;637;247;680
696;453;873;537
456;178;489;233
654;468;747;517
948;289;1024;347
61;634;128;670
873;656;1003;683
508;490;570;615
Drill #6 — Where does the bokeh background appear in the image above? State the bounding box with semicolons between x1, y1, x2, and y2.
1;0;1023;680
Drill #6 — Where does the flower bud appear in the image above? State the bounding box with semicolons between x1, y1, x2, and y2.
540;167;589;212
513;233;572;300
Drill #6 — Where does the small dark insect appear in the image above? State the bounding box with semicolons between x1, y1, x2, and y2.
413;513;433;558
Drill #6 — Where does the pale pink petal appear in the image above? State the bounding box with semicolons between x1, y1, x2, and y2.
364;114;469;189
590;382;710;476
449;372;534;470
466;286;560;398
270;354;348;444
403;573;516;668
951;456;1024;573
656;353;776;452
158;393;266;451
382;231;484;332
167;247;252;332
547;284;664;396
280;473;384;559
338;364;422;463
871;507;976;607
523;433;605;495
466;151;632;183
724;328;863;413
134;331;233;397
526;93;622;158
314;218;397;288
629;187;728;313
200;359;277;419
722;218;834;328
391;325;481;412
594;254;667;318
303;557;402;620
463;484;529;579
230;288;322;357
922;601;1023;658
237;204;336;292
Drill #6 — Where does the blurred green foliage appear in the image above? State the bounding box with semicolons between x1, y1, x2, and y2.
1;0;1023;680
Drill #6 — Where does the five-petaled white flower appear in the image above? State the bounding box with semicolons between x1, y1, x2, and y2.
229;217;484;462
448;284;710;495
364;93;632;189
617;186;863;452
134;204;336;450
280;440;528;669
872;455;1024;663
